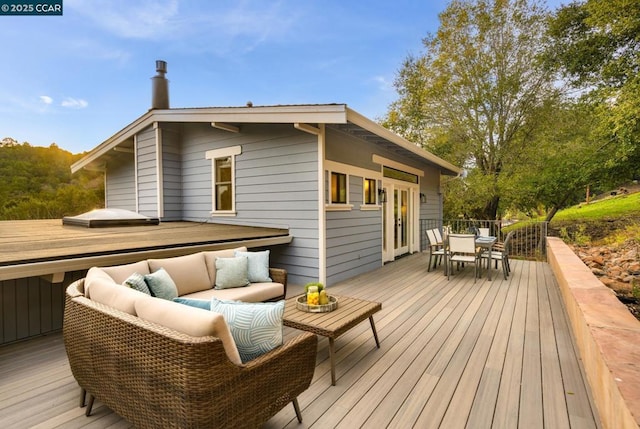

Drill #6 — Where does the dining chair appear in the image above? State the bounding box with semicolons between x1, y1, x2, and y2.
433;228;444;246
426;229;445;271
447;233;481;282
481;230;514;279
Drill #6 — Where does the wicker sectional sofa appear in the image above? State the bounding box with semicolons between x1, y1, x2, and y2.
63;247;318;428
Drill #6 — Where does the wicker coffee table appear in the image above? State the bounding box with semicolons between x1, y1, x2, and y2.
284;294;382;385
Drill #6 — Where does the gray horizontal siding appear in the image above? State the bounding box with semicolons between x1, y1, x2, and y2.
136;126;158;217
326;174;382;285
161;127;182;221
327;124;443;255
419;167;443;250
105;153;136;211
179;123;319;285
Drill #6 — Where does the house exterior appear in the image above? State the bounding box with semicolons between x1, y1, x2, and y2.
72;62;460;286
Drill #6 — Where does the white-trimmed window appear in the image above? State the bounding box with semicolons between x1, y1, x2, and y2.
363;178;377;205
205;146;241;214
330;171;348;204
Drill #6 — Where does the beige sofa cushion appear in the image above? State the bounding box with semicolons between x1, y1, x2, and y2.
89;277;148;315
148;252;211;296
135;297;242;365
184;282;284;303
203;247;247;287
100;260;150;284
84;267;114;299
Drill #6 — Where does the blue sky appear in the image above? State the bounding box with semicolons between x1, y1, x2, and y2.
0;0;564;154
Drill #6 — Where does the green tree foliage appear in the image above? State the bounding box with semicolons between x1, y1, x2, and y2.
0;137;104;220
546;0;640;182
499;101;618;221
383;0;558;220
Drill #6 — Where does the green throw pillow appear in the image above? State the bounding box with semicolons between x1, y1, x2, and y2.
214;256;249;289
144;268;178;300
123;272;151;295
210;298;284;363
234;250;272;283
173;297;211;310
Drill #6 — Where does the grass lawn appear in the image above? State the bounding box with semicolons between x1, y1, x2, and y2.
551;192;640;222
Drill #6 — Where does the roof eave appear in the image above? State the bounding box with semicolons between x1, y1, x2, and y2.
73;103;461;177
71;110;155;173
71;104;350;173
345;107;462;176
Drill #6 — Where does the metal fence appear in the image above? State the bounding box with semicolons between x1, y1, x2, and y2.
420;219;549;260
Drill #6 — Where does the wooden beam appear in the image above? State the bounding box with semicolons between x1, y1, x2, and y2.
113;147;134;153
294;123;320;135
84;163;106;172
211;122;240;133
40;272;65;283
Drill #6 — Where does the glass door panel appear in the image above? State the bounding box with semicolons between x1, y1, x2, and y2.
394;188;409;256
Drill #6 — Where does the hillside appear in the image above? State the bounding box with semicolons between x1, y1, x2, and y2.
548;189;640;243
548;190;640;320
0;139;104;220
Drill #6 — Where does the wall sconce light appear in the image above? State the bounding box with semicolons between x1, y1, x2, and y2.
420;193;427;203
378;188;387;204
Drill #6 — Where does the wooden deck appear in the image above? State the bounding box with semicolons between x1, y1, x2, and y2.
0;254;601;428
0;219;291;284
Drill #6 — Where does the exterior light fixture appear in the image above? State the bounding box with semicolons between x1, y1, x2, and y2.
378;188;387;204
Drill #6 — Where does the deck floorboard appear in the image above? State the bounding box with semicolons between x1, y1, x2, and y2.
0;254;601;429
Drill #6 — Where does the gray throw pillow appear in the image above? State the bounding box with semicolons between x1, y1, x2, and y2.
234;250;272;283
144;268;178;300
214;256;249;289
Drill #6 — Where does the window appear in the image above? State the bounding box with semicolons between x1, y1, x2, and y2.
383;166;419;184
331;172;347;204
363;178;377;205
206;146;241;214
215;157;232;210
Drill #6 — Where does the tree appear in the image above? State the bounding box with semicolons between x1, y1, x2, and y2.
0;140;104;220
500;101;611;221
383;0;558;220
546;0;640;183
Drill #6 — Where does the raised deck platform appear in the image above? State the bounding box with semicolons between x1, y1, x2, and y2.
0;254;600;428
0;219;290;281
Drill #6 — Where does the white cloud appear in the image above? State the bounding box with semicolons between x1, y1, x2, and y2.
61;97;89;109
371;75;394;92
66;0;181;39
66;0;299;54
40;95;53;104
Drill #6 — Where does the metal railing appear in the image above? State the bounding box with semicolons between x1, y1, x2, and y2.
420;219;549;260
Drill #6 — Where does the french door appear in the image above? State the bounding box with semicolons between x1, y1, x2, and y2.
382;183;416;262
394;187;409;257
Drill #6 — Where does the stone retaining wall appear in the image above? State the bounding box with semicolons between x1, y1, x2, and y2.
547;237;640;429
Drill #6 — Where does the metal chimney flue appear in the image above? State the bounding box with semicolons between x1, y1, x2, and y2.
151;60;169;110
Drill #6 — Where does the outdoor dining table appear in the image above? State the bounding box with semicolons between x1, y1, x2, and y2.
443;234;497;280
475;235;497;280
